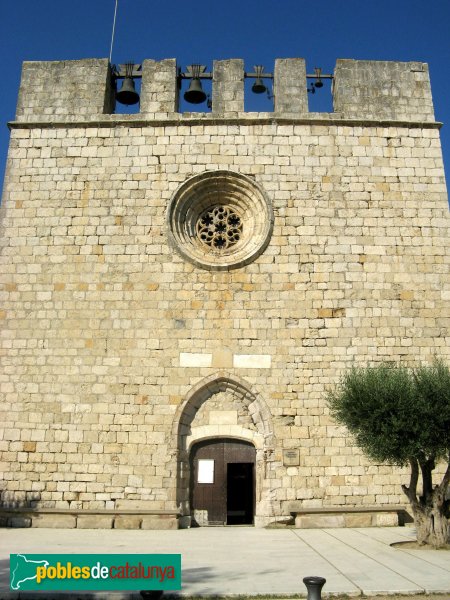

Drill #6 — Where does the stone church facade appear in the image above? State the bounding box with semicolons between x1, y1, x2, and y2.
0;57;449;529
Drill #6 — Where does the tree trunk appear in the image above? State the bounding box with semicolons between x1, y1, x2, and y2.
410;491;450;548
402;457;450;548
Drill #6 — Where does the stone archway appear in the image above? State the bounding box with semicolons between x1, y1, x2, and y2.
172;373;275;527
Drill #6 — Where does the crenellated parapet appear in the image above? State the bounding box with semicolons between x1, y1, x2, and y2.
333;59;435;122
15;59;115;121
139;59;179;115
273;58;308;114
12;57;437;123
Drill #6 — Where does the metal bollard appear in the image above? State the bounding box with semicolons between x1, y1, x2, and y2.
303;576;326;600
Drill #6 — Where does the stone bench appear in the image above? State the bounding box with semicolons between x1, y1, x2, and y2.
0;507;180;530
285;503;411;528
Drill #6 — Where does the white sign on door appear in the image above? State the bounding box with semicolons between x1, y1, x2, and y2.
198;459;214;483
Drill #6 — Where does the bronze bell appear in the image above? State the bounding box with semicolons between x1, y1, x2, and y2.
184;78;207;104
252;78;267;94
252;65;267;94
116;76;140;105
314;67;323;88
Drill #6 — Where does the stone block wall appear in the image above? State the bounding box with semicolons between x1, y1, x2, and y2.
274;58;307;114
333;59;435;122
212;59;245;114
0;57;449;526
140;59;178;116
15;59;115;121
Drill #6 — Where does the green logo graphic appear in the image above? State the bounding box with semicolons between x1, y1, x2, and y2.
10;554;181;591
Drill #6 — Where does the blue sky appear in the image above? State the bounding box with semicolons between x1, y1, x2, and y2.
1;0;450;196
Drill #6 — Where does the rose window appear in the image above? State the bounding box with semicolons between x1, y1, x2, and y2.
196;206;243;251
167;170;274;271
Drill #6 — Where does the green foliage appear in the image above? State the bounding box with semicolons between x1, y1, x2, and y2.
327;359;450;467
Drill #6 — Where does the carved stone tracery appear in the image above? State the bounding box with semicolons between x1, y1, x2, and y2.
196;206;243;251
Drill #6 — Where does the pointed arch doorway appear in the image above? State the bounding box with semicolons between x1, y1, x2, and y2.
173;374;276;527
190;438;256;526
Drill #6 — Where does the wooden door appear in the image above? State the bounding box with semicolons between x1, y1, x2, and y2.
190;438;256;526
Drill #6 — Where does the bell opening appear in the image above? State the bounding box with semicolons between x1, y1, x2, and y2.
245;77;273;113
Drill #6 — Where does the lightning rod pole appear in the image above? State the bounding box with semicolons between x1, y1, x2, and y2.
109;0;119;63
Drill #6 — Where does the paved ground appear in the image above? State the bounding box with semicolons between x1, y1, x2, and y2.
0;526;449;599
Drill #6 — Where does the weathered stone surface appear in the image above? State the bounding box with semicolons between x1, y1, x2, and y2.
141;516;178;530
115;500;164;510
344;514;373;528
333;59;435;121
77;515;114;529
15;58;114;120
114;516;142;530
180;353;213;368
274;58;307;114
32;515;76;529
212;59;244;113
140;58;178;114
8;517;32;528
374;513;399;527
295;515;346;529
209;410;238;425
211;348;233;369
178;515;192;529
233;354;271;369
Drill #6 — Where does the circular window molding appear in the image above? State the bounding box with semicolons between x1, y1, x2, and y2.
167;171;274;271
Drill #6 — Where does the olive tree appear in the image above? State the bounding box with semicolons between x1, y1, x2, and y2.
327;359;450;547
